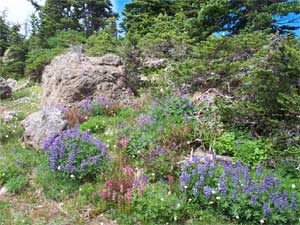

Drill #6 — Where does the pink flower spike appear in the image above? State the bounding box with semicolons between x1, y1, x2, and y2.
112;191;116;201
115;138;120;148
168;175;174;184
118;195;122;207
100;189;106;201
122;136;128;149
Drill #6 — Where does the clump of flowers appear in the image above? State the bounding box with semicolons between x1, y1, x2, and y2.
43;125;109;181
180;156;299;224
93;137;148;212
80;96;120;116
135;114;157;130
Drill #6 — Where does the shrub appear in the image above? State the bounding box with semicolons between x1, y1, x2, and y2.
213;131;271;166
43;126;109;181
180;156;299;225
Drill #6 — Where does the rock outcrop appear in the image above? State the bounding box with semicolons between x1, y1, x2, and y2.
22;107;68;149
0;77;12;99
41;51;135;107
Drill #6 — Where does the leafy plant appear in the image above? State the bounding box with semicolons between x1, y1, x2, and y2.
80;116;106;134
116;183;184;225
6;175;28;194
213;131;271;166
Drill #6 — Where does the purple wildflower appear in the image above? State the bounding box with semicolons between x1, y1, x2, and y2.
193;186;199;197
290;192;297;211
256;163;263;177
251;195;257;206
263;202;271;217
219;176;227;195
232;189;238;201
203;186;212;200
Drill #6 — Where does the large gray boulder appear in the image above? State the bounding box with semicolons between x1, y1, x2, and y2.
22;107;68;149
0;77;12;99
41;51;136;107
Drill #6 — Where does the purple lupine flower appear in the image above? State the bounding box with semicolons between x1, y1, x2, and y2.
81;130;91;142
251;195;257;206
232;189;238;201
96;96;110;108
290;192;297;211
136;114;157;130
219;176;227;195
223;161;233;177
263;174;274;192
263;202;271;217
133;178;140;187
193;186;199;197
233;169;240;185
200;175;205;184
256;163;263;177
180;171;190;184
65;150;76;173
269;192;278;205
274;191;288;212
243;166;250;184
141;174;148;184
198;164;207;175
203;186;212;200
208;163;215;177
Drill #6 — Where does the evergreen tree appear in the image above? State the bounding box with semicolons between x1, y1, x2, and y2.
34;0;116;40
3;25;28;79
0;12;10;56
121;0;175;35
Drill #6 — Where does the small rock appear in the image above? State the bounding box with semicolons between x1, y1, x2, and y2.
0;186;8;196
0;77;12;99
22;107;68;149
6;78;18;90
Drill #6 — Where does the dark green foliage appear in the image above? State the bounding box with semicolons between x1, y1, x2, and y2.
25;30;86;80
35;0;116;40
86;25;120;56
0;12;10;56
25;48;64;80
121;0;175;35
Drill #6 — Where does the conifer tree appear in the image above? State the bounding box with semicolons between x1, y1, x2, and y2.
0;12;10;56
